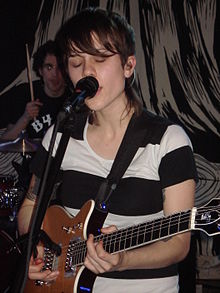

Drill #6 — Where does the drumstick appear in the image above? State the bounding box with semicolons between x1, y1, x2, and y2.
25;43;35;102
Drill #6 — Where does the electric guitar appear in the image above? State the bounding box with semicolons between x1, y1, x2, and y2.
22;197;220;293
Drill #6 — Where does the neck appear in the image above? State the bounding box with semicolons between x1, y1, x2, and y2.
92;108;133;137
87;107;134;160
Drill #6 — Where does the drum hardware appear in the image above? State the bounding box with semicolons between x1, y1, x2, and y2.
0;188;24;208
0;175;14;192
0;187;25;221
0;137;41;153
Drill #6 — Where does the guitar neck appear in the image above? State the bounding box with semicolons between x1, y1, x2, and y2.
72;208;194;266
100;209;193;254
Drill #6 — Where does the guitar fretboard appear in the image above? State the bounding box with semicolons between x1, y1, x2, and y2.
65;209;192;269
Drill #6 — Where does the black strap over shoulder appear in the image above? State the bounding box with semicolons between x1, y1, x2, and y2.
95;112;148;212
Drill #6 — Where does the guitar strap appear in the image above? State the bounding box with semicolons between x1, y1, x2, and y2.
95;112;148;212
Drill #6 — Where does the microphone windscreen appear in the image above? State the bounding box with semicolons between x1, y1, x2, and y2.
75;76;99;97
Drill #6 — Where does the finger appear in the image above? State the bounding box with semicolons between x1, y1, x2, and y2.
96;241;120;268
92;237;122;272
101;225;117;234
29;261;44;273
28;269;59;281
33;258;44;266
86;236;114;273
85;254;104;274
85;235;105;273
34;101;43;106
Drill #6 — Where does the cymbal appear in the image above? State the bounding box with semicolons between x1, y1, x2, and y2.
0;138;41;153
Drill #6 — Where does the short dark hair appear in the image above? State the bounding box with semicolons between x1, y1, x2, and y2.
56;7;142;115
56;8;135;67
32;40;63;77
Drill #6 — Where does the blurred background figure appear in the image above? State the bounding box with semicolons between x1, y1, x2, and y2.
0;40;70;224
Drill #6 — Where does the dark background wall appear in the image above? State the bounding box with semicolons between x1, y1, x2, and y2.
0;0;219;280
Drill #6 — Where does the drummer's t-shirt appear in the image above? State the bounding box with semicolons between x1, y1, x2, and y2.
1;81;68;139
0;81;69;187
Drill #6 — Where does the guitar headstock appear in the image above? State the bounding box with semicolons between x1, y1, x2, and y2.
194;198;220;236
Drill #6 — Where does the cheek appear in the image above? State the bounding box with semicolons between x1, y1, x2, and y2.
43;71;53;81
68;67;79;87
105;67;125;88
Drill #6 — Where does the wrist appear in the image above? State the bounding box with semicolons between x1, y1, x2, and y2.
116;251;129;271
22;113;31;124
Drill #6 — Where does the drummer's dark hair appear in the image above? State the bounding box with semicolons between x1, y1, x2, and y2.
32;40;63;77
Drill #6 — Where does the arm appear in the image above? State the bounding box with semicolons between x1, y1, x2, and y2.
84;178;195;274
17;174;59;282
17;174;38;235
1;99;43;141
17;174;42;235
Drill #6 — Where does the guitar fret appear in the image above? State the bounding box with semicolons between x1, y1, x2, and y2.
150;220;154;241
114;230;121;252
136;224;140;246
104;233;111;253
168;214;171;236
179;211;191;231
75;242;80;265
83;242;87;261
152;218;160;240
79;242;85;264
109;233;115;253
119;229;128;250
160;216;170;238
158;218;162;238
130;226;136;248
137;223;144;246
170;214;179;234
118;229;124;251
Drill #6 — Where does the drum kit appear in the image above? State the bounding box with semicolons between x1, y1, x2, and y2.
0;137;41;291
0;136;41;216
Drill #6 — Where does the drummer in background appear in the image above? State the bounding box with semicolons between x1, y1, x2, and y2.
0;40;70;186
1;40;70;140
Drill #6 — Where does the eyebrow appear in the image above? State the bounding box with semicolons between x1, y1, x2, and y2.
68;55;80;58
68;51;115;59
43;63;56;67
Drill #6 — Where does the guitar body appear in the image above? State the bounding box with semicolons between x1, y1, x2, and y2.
24;200;107;293
23;197;220;293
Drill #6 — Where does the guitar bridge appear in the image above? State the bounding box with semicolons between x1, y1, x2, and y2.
43;245;61;271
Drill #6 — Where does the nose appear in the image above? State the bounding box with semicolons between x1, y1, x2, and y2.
52;67;58;76
51;67;62;79
82;60;96;77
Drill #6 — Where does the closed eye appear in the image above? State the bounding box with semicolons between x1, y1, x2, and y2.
95;57;106;63
69;61;82;68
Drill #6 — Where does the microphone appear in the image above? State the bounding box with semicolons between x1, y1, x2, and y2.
65;76;99;113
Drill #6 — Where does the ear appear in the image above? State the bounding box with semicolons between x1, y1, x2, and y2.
124;56;136;78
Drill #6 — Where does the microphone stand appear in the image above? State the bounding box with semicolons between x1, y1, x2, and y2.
10;102;84;293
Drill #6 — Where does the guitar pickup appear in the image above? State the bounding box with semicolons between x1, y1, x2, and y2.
38;229;62;256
